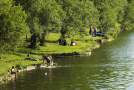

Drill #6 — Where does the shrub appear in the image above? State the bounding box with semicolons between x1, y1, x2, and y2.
16;61;23;70
105;35;113;39
108;32;117;38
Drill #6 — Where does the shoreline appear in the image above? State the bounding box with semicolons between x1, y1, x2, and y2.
49;38;114;58
0;38;115;83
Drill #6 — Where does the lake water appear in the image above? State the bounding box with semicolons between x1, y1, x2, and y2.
1;30;134;90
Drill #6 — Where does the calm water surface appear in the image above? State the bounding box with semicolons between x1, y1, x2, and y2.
1;30;134;90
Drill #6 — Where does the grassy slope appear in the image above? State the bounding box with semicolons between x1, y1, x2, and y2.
0;28;105;76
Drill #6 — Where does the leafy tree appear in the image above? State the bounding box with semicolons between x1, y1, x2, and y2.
26;0;65;47
121;1;134;29
0;0;28;52
56;0;99;38
91;0;128;32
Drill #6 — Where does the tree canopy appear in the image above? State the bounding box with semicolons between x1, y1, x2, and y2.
0;0;134;51
0;0;28;52
25;0;65;47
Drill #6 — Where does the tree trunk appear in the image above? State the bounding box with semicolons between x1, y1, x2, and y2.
30;34;37;48
60;25;66;39
61;33;65;39
40;34;45;46
26;34;27;39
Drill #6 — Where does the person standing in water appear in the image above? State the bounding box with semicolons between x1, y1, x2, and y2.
42;55;52;66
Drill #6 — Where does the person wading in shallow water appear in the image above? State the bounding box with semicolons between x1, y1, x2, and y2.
42;55;52;67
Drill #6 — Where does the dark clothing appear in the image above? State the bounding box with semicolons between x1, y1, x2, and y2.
89;28;92;35
59;39;62;45
94;30;97;35
47;60;50;63
90;28;92;32
64;41;67;46
43;55;52;66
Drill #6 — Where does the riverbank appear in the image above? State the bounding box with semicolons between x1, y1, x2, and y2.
0;38;115;82
0;28;119;82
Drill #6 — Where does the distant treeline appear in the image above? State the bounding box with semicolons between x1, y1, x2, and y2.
0;0;134;52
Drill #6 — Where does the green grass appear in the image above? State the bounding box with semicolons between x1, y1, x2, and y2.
0;30;105;76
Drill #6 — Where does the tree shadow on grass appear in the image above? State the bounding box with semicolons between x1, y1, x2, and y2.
45;40;58;43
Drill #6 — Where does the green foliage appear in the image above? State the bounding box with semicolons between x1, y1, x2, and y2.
0;0;29;52
121;0;134;29
91;0;128;31
108;32;117;38
56;0;100;38
25;0;65;46
0;0;134;52
105;35;113;39
16;60;23;69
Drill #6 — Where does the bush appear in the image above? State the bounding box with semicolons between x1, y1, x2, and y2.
16;61;23;70
105;35;113;39
108;32;117;38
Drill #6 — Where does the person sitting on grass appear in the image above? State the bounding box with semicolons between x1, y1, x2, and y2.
59;38;63;45
11;66;17;77
71;38;77;46
27;54;39;61
42;55;52;67
64;39;69;46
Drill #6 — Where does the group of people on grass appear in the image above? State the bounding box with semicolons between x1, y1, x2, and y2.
59;38;78;46
11;54;52;77
89;24;103;37
59;25;103;46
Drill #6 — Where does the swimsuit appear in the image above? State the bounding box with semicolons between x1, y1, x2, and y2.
47;60;50;63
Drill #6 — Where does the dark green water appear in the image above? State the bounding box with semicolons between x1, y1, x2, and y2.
1;30;134;90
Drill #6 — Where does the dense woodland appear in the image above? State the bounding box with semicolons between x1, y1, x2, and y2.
0;0;134;52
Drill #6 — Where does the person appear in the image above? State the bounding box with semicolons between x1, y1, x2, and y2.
59;38;63;45
27;54;39;61
42;55;52;67
89;24;92;35
11;66;17;77
46;31;50;35
27;54;31;60
71;38;76;46
94;26;97;37
63;39;67;46
100;27;103;36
